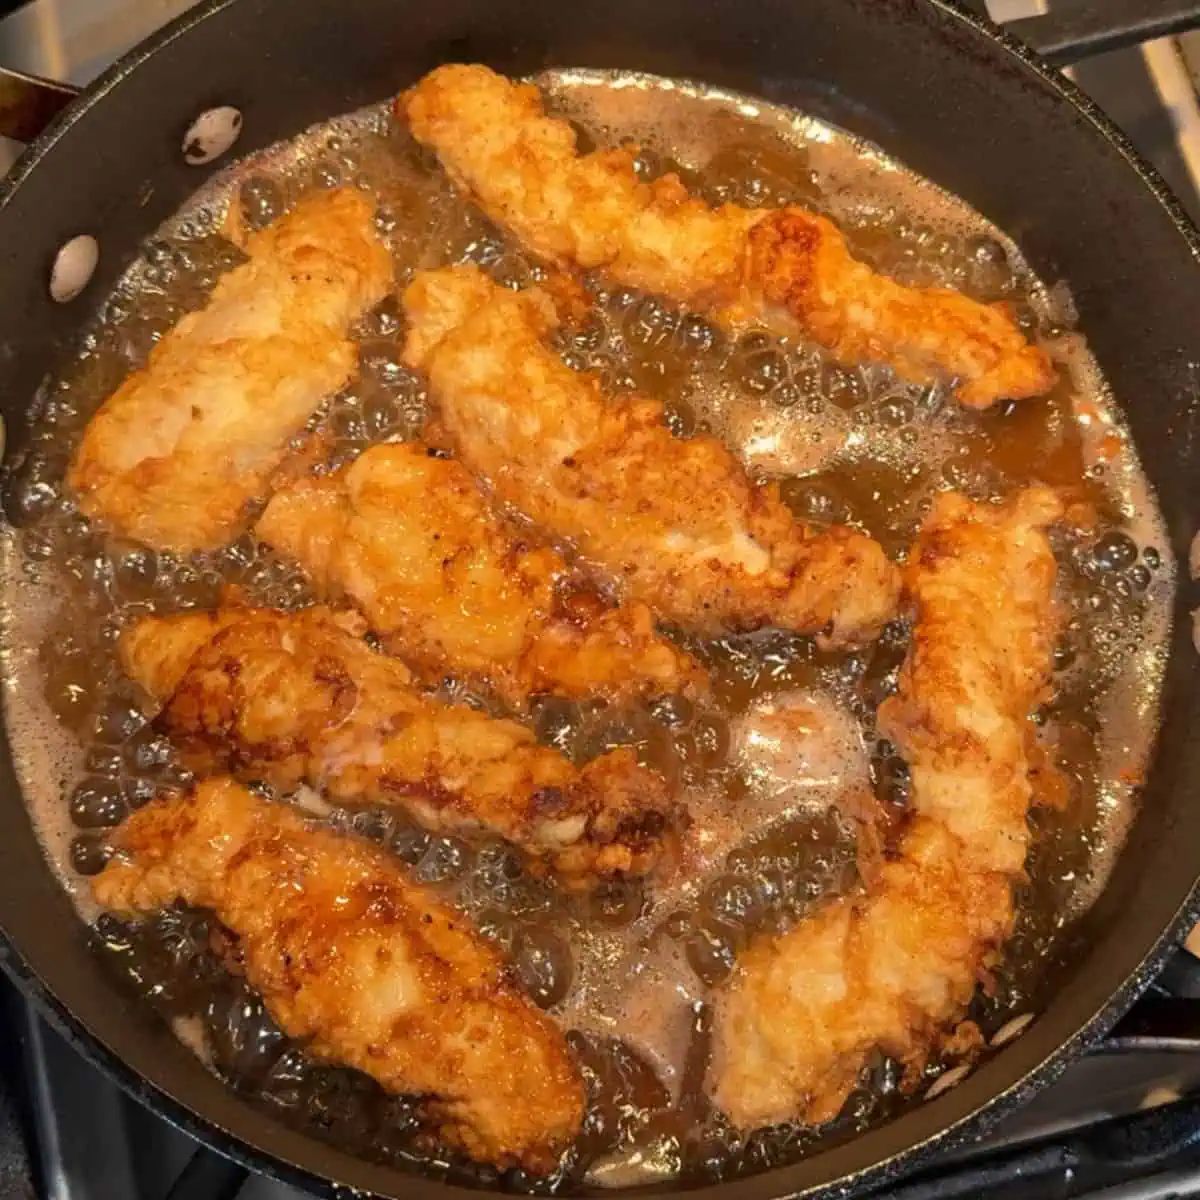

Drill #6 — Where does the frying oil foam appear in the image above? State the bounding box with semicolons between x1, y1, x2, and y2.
0;68;1177;1185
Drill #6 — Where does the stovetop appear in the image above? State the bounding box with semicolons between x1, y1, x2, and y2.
9;969;1200;1200
2;1;1200;1197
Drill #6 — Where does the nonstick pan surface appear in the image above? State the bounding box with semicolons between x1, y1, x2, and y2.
1;1;1199;1196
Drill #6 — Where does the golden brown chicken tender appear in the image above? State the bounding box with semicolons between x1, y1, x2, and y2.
401;64;1054;409
119;606;677;887
402;265;899;646
92;778;585;1170
69;189;393;552
256;443;702;707
709;487;1062;1127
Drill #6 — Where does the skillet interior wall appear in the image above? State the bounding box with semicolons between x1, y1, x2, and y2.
0;0;1198;1196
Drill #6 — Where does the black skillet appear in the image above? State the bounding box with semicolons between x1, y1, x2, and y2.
2;1;1200;1197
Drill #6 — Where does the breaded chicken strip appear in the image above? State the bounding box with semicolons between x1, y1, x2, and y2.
119;606;676;886
256;443;701;707
401;65;1054;409
402;266;898;645
69;190;392;552
93;778;584;1170
709;487;1062;1127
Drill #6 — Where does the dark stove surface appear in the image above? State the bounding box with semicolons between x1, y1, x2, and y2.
7;968;1200;1200
2;1;1200;1197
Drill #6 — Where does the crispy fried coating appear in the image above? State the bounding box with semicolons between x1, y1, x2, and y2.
68;190;393;552
119;606;676;886
882;489;1065;877
709;487;1062;1127
256;443;701;707
92;778;584;1170
402;266;899;645
401;65;1054;409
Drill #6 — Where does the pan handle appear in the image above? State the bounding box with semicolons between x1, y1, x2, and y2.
0;66;79;146
1007;0;1200;68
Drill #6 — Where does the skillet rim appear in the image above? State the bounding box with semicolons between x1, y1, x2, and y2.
0;0;1199;1196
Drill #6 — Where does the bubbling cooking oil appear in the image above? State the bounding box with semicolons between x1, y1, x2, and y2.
0;67;1176;1189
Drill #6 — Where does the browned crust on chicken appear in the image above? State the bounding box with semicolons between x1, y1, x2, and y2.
744;210;1055;409
68;189;393;552
256;443;703;707
92;778;584;1170
402;265;899;646
709;487;1062;1127
401;64;1053;409
118;606;677;888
